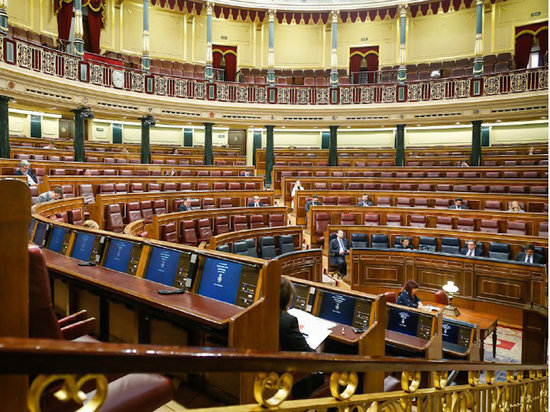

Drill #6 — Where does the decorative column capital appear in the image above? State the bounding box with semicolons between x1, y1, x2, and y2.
398;4;408;17
476;0;483;6
330;10;339;23
206;1;214;15
0;0;8;11
268;9;276;21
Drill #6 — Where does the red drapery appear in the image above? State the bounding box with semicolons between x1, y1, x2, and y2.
55;1;73;42
349;46;379;83
87;8;102;54
515;22;548;69
212;45;237;82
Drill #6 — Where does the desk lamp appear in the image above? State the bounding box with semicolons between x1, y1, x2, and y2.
442;281;460;317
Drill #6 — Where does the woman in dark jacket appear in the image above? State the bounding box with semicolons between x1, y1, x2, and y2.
396;280;423;308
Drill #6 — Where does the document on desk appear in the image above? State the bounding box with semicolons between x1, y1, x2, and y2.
288;308;336;350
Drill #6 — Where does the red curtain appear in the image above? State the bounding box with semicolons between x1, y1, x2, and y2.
349;46;379;83
515;22;548;69
538;29;548;64
56;1;74;43
212;45;237;82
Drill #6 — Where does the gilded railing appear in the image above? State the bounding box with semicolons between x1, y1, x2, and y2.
0;337;546;412
0;34;547;105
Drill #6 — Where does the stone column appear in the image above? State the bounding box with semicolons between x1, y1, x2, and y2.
470;120;483;166
395;124;405;166
265;125;275;187
142;0;150;71
329;125;338;166
205;1;214;82
0;96;10;158
397;4;408;84
473;0;484;77
267;9;276;86
73;0;85;57
204;122;214;165
0;0;8;35
140;115;155;164
330;10;339;87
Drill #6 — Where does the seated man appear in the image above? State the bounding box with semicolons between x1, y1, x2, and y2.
178;197;193;211
449;198;469;210
460;240;483;257
329;230;349;278
14;159;38;186
515;244;544;264
248;195;263;207
357;194;372;207
305;195;323;213
36;187;62;203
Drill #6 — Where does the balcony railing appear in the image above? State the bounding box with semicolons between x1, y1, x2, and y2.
1;34;547;105
0;337;547;412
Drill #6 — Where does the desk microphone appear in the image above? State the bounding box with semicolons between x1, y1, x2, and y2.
158;289;186;295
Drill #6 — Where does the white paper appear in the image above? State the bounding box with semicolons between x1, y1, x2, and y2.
288;308;336;350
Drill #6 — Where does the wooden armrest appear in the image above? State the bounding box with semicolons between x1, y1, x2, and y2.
61;318;96;341
58;310;88;328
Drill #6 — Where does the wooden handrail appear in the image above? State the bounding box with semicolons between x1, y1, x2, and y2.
0;337;545;375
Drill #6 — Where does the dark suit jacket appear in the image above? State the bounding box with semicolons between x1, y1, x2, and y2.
515;252;544;264
357;200;373;207
396;291;421;308
328;237;350;265
460;247;483;257
178;204;192;212
449;205;469;210
279;311;314;352
305;201;322;212
15;169;37;184
247;202;263;207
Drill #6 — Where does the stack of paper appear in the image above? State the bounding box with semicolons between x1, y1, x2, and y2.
288;308;336;350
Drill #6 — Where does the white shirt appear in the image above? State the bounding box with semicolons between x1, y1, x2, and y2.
467;249;474;257
525;255;533;264
338;238;346;254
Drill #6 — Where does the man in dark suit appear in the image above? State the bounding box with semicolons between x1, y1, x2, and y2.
460;240;483;257
357;194;372;207
329;230;350;278
14;159;38;185
248;195;263;207
515;244;544;264
305;195;322;213
449;198;469;210
178;198;193;211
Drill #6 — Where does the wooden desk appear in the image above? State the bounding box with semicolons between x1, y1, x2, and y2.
385;330;431;352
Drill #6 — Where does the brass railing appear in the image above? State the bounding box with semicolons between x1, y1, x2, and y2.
0;337;546;411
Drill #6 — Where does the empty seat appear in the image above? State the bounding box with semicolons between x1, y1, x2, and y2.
364;214;380;226
216;244;231;253
201;198;215;210
409;215;427;227
330;182;344;190
163;183;177;191
106;204;124;233
115;183;127;193
419;236;436;252
160;223;178;243
259;236;277;259
213;182;226;191
386;214;402;227
539;222;548;237
509;186;527;194
371;234;389;249
470;185;487;193
99;184;116;194
397;198;411;208
67;209;83;226
413;198;429;208
506;221;527;235
146;183;161;192
340;214;356;225
418;184;433;191
232;216;248;231
441;237;460;254
348;183;362;190
484;201;502;211
129;183;144;193
377;197;391;207
436;184;452;192
269;214;285;227
323;196;337;205
249;215;265;229
61;185;74;199
153;200;166;215
243;182;257;190
338;196;352;206
140;201;154;223
196;218;213;243
180;220;198;246
314;213;330;243
243;239;257;258
279;235;295;254
232;241;248;256
214;216;230;235
456;218;475;231
219;197;233;208
436;216;453;229
488;242;510;260
228;182;241;190
453;185;469;192
489;185;507;193
350;233;368;248
531;186;547;194
126;202;143;223
480;219;499;233
103;169;117;176
434;198;451;209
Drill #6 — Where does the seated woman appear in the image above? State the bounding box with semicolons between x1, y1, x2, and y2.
396;280;423;308
397;237;414;250
279;277;324;398
508;200;524;213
